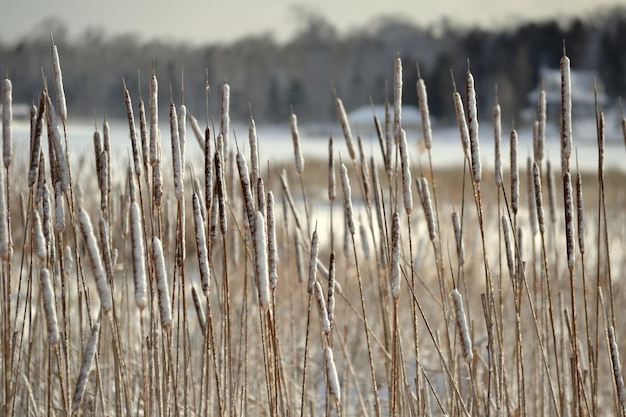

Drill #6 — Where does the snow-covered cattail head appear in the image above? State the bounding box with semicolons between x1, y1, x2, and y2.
290;111;304;174
466;67;481;183
254;211;270;312
510;129;519;215
493;101;502;186
390;211;401;301
152;236;171;328
79;208;112;314
399;129;413;214
71;321;99;412
130;202;147;310
51;40;67;124
340;163;355;236
335;97;356;160
325;346;341;403
417;75;432;149
307;229;319;294
40;268;59;346
451;288;473;362
2;77;12;169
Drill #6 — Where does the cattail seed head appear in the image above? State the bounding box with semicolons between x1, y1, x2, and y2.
71;321;99;412
51;41;67;123
453;91;470;159
314;281;331;334
189;113;205;150
493;102;502;186
152;236;171;328
0;167;9;261
220;82;230;152
576;173;585;254
170;101;183;200
328;136;336;202
237;151;255;229
307;229;319;294
390;211;401;301
561;52;572;173
249;116;259;182
191;286;207;335
325;346;341;402
399;129;413;214
138;99;149;174
33;210;47;262
510;129;519;215
289;111;304;174
536;88;546;162
28;91;45;187
608;325;626;408
527;157;538;236
417;77;433;149
393;54;403;142
39;268;59;346
502;215;515;278
563;172;575;270
254;211;271;312
267;191;278;290
419;177;436;242
2;78;12;169
124;86;142;178
533;161;545;235
79;208;112;314
451;288;473;362
193;192;210;297
452;210;464;266
466;68;481;183
340;163;355;235
335;97;356;160
130;202;147;310
327;251;336;324
149;73;159;165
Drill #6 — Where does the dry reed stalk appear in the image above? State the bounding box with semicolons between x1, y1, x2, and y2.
417;72;433;150
191;286;206;335
510;129;519;215
254;211;270;312
267;191;278;290
39;268;59;346
130;202;147;310
2;77;12;169
335;97;356;160
399;129;413;215
192;191;210;297
452;211;464;266
466;68;481;183
71;321;99;412
28;91;45;187
51;40;67;124
149;72;159;165
393;54;402;141
79;208;112;314
390;211;401;301
451;288;472;363
493;101;502;187
152;236;171;328
561;50;572;174
325;346;341;403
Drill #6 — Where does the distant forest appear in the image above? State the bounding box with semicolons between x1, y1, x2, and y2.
2;7;626;124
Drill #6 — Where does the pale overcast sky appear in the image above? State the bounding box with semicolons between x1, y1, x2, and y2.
0;0;623;45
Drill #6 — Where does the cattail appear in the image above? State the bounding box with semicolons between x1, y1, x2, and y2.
204;126;212;212
466;68;481;182
289;111;304;174
561;50;572;173
502;215;515;278
328;136;336;202
54;181;65;233
39;268;58;345
510;129;519;215
325;346;341;402
267;191;278;290
191;286;207;336
598;111;605;179
28;91;45;187
0;166;8;261
493;101;502;186
237;151;255;229
452;210;464;266
314;281;331;334
93;130;103;190
384;99;393;174
451;288;473;362
149;72;159;165
2;78;12;168
254;211;270;311
138;98;149;174
193;192;210;297
152;237;171;328
335;97;356;160
130;202;147;310
256;177;265;217
527;157;538;236
390;211;401;301
533;161;545;235
41;183;52;251
576;173;585;254
51;41;67;124
123;84;142;178
153;153;163;208
33;210;47;262
249;115;259;183
169;101;183;200
79;208;112;314
215;151;227;234
45;96;69;191
419;177;436;242
399;129;413;214
608;325;626;409
98;217;113;286
71;321;99;412
532;120;540;166
220;82;230;152
536;88;546;162
340;163;355;235
453;90;470;159
327;252;336;324
393;53;403;141
563;172;575;270
189;113;205;150
417;75;433;149
307;229;319;294
178;103;187;176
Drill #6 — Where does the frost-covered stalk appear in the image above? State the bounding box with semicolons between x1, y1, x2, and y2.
130;202;147;310
451;288;473;362
466;68;481;183
193;192;210;297
561;51;572;174
452;210;465;266
71;321;99;412
220;82;230;152
314;282;330;335
149;72;159;165
324;346;341;403
290;111;304;174
307;229;319;294
40;268;59;346
390;211;401;301
417;75;432;149
79;208;112;314
170;101;183;200
2;77;12;168
152;237;171;328
45;95;69;192
399;129;413;214
267;191;278;290
51;40;67;124
254;211;270;311
340;163;355;235
393;54;403;141
335;97;356;160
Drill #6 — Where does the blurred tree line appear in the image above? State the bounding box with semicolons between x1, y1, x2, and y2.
2;7;626;125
